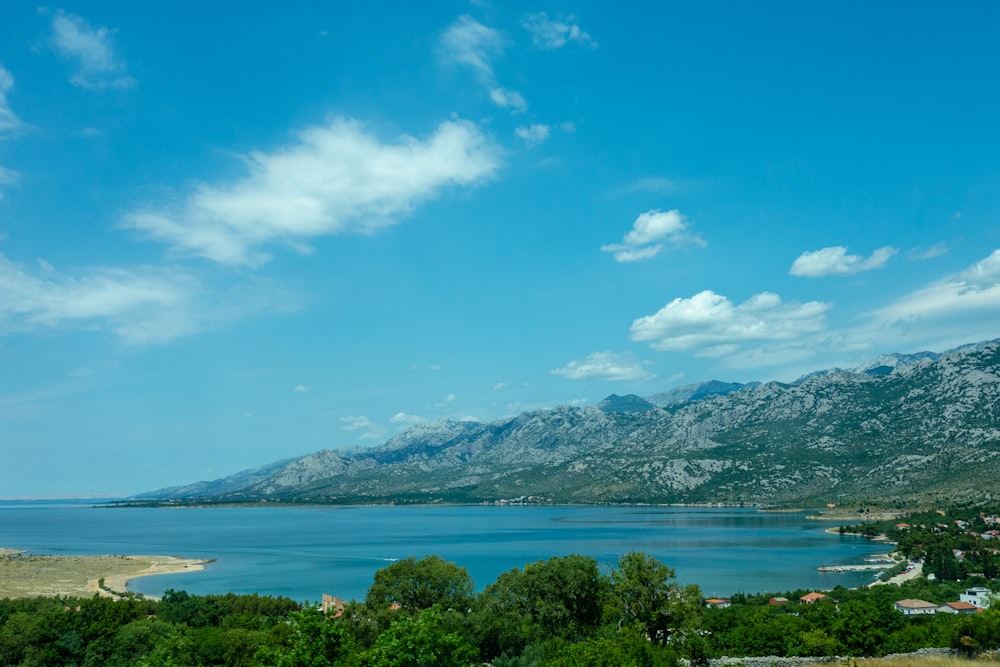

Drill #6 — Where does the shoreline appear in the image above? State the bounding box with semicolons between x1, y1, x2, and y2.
1;549;211;600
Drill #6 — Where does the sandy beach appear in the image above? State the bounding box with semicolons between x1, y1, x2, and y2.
0;549;210;600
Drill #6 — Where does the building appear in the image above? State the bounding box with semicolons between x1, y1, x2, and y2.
960;587;994;609
893;599;939;616
705;598;731;609
800;592;828;604
940;601;980;614
769;597;789;606
321;594;348;616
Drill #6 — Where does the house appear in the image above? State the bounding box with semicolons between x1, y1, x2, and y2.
705;598;731;609
960;587;994;609
800;592;828;604
769;597;789;606
321;594;348;617
940;601;980;615
893;599;939;616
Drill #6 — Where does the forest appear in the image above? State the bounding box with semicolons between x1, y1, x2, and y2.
1;549;999;667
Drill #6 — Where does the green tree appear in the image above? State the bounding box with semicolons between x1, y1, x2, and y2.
256;608;355;667
366;556;474;612
610;552;702;647
362;606;476;667
473;554;607;659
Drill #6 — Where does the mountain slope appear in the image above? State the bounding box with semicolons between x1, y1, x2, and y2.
139;340;1000;507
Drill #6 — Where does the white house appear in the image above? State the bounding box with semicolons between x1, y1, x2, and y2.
960;587;994;609
894;599;939;616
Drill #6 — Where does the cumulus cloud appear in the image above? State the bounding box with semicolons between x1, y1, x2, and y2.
0;64;24;136
630;290;831;352
551;351;655;381
515;124;550;146
50;11;135;90
522;12;597;49
602;209;705;262
789;245;897;277
122;118;500;266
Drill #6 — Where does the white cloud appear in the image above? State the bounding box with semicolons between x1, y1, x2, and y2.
440;16;526;112
0;64;24;136
0;166;19;201
0;253;297;344
515;124;550;146
439;15;505;79
490;88;526;112
340;415;386;440
602;209;705;262
0;253;194;343
630;290;831;352
908;243;949;261
122;118;500;266
551;351;655;381
50;11;135;90
789;245;897;277
293;385;311;393
869;249;1000;333
522;13;597;49
390;411;427;425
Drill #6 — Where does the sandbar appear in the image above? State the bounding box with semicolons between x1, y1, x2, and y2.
0;549;211;600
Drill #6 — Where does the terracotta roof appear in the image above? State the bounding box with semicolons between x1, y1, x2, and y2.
945;601;978;611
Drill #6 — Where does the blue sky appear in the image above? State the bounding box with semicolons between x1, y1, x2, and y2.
2;2;999;498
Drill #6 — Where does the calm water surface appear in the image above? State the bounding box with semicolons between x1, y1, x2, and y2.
0;502;878;601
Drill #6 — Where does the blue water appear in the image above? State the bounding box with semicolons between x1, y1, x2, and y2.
0;502;878;601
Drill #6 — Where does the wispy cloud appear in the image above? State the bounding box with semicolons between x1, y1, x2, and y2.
522;13;597;49
122;118;501;266
489;87;526;112
789;245;897;277
293;385;311;393
340;415;386;440
552;350;655;381
0;166;19;201
630;290;831;353
0;253;297;344
866;248;1000;342
908;243;949;261
440;15;525;112
49;11;135;90
602;209;705;262
390;411;427;425
439;15;505;79
0;64;24;136
515;124;550;146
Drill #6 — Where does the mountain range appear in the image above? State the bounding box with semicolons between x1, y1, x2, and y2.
136;340;1000;507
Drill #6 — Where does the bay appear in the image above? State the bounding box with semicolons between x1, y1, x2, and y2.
0;502;878;601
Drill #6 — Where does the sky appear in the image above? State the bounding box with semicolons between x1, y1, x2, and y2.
1;2;999;498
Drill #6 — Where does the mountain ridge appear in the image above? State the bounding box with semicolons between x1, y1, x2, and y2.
135;340;1000;507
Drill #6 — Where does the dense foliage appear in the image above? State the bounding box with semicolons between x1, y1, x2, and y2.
1;551;998;667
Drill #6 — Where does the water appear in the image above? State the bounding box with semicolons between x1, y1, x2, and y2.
0;502;877;601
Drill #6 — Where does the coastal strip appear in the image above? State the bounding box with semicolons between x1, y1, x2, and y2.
0;549;211;600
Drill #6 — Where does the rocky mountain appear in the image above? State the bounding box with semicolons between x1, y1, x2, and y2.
137;340;1000;507
646;380;757;407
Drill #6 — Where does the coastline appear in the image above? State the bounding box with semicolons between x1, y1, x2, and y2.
1;549;211;600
